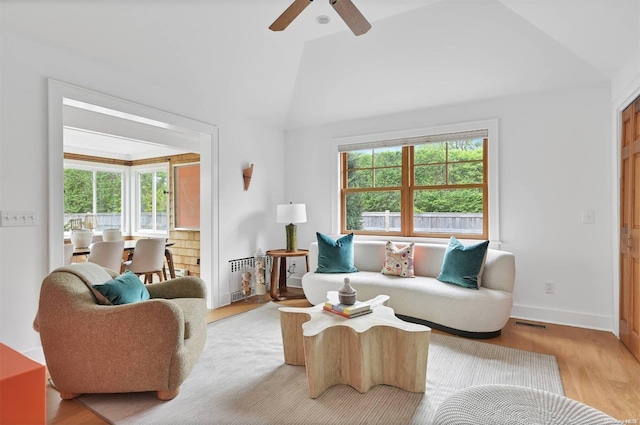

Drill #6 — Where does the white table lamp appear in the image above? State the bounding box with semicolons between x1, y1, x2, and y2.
277;202;307;252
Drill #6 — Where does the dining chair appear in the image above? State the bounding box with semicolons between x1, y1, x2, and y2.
63;243;74;266
123;238;167;284
87;240;125;273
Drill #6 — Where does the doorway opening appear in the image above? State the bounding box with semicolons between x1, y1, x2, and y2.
48;79;220;308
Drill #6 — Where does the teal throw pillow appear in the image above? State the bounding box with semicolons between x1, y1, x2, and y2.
315;232;358;273
437;236;489;290
92;271;151;305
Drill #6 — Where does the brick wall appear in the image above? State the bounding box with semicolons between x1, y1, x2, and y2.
168;230;200;277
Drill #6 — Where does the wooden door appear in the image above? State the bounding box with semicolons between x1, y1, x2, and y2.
620;96;640;361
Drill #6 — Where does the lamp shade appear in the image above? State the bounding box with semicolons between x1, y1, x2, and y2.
277;203;307;224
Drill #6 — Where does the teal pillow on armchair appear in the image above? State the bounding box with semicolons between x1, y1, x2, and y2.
315;232;359;273
92;271;151;305
437;236;489;289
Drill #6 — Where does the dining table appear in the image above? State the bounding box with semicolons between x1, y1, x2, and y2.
72;240;176;279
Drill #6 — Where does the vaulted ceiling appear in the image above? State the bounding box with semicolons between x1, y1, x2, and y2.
3;0;639;133
285;0;639;127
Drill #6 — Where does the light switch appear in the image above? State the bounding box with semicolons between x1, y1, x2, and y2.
0;210;38;227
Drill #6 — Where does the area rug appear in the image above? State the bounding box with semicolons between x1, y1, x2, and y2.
77;302;563;424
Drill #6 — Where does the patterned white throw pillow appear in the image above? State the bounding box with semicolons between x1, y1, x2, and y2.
381;241;415;277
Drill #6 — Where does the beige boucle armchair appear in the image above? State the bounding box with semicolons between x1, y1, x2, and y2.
34;262;207;401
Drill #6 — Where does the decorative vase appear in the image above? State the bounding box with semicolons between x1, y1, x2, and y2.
71;229;93;249
84;213;98;232
254;248;267;303
102;228;122;242
241;269;252;303
338;277;357;305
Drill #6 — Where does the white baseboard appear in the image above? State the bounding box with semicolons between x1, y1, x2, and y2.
511;304;614;333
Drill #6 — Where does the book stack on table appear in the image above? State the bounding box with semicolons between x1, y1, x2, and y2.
323;300;372;318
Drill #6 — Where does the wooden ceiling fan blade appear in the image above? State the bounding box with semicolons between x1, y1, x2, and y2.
330;0;371;36
269;0;314;31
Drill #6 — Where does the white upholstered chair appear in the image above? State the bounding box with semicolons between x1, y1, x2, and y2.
123;238;166;284
63;243;74;266
88;240;125;273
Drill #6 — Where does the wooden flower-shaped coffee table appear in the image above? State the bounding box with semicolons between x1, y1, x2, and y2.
279;292;431;398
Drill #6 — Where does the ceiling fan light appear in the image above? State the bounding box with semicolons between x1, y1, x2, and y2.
316;15;331;25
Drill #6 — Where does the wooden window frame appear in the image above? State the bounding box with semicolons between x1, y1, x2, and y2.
340;137;488;240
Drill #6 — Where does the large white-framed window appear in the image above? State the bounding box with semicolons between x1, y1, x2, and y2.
331;119;500;244
131;164;169;236
63;160;125;236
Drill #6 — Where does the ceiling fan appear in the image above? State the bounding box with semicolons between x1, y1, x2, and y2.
269;0;372;36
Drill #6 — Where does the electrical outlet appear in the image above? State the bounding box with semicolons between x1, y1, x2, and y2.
0;210;38;227
582;209;595;224
545;281;555;294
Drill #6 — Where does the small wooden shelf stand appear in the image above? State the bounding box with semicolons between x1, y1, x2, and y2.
266;249;309;301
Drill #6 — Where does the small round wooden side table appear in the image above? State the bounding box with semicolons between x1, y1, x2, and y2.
266;249;309;301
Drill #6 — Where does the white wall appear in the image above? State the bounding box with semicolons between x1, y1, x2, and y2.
284;83;615;331
0;30;285;357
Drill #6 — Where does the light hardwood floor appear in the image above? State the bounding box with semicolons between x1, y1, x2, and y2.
47;297;640;424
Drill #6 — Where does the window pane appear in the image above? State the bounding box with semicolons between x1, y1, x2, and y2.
414;164;446;186
413;188;483;234
373;147;402;167
348;169;373;188
340;132;488;238
64;169;93;214
448;161;483;184
374;167;401;187
96;171;122;231
345;190;401;232
139;172;153;230
347;150;372;168
156;171;168;230
448;139;483;162
414;142;446;164
345;192;364;231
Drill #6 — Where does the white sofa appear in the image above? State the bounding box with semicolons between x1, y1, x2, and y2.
301;240;516;338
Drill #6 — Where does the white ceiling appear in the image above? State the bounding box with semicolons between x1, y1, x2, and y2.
286;0;639;127
63;128;191;161
62;102;199;160
3;0;639;149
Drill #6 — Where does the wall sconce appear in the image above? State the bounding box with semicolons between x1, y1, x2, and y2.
243;164;254;191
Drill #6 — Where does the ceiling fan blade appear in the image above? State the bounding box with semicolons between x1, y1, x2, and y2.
269;0;314;32
330;0;371;36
